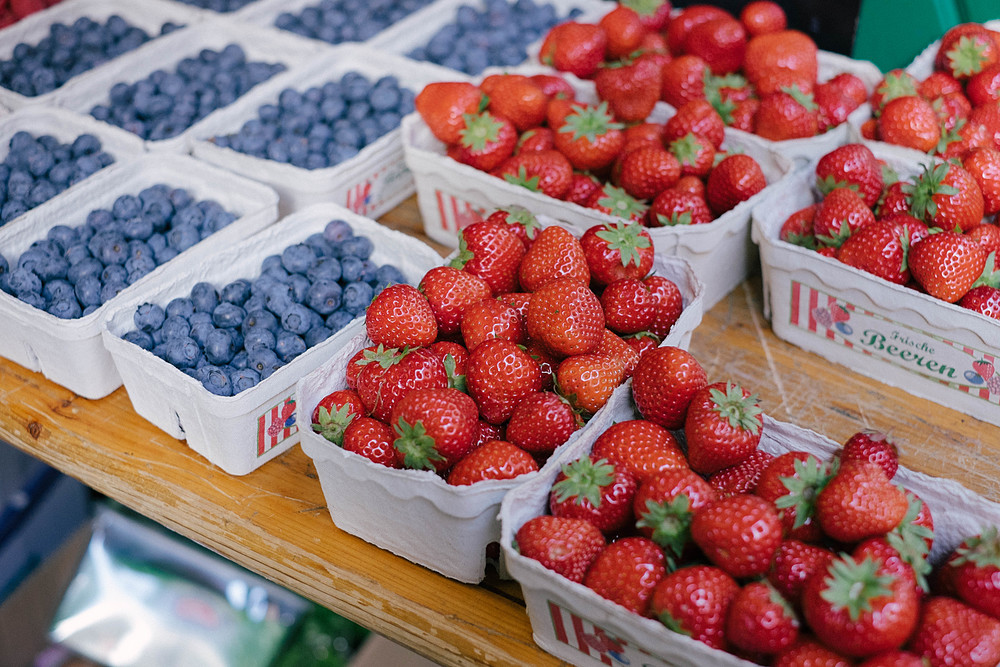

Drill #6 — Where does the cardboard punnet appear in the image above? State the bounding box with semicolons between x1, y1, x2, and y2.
0;152;278;399
190;44;468;220
296;217;705;583
499;396;1000;667
53;19;321;154
751;144;1000;427
101;203;444;476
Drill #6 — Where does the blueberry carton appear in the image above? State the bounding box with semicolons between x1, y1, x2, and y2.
54;18;320;153
102;203;445;475
0;0;209;111
191;44;467;220
0;152;277;399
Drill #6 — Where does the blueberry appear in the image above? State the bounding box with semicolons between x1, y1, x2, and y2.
125;254;157;283
305;279;342;315
190;320;216;347
231;350;248;370
16;290;46;309
161;315;192;340
134;302;166;331
191;281;219;312
247;347;282;379
95;232;129;265
342;281;374;315
64;244;92;266
42;279;75;302
306;256;341;283
242;309;278;334
323;218;353;243
164;336;202;368
274;330;306;362
340;256;363;282
47;297;82;319
200;365;233;396
229;367;259;393
122;329;154;350
286;273;310;303
264;283;295;316
242;294;266;315
166;296;195;319
112;194;141;219
7;268;41;295
99;279;127;304
212;301;245;329
304;325;333;348
303;232;332;257
221;279;251;305
243;326;276;352
204;328;238;365
374;264;407;288
123;216;154;241
74;275;102;307
340;235;374;260
280;302;315;335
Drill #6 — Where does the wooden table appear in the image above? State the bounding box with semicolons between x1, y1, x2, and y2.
1;196;997;667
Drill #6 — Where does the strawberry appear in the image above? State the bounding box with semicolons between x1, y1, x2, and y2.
619;0;671;32
465;338;542;424
555;352;623;414
966;63;1000;107
390;387;478;472
472;419;502;449
518;224;590;292
634;467;717;563
589;183;649;223
496;291;532;321
663;99;726;151
415;81;484;145
484;206;542;248
446;439;538;485
505;390;581;457
594;55;661;123
365;283;437;348
728;97;760;132
650;564;739;649
684;16;747;75
908;596;1000;666
522;339;558;392
597;5;647;60
827;72;869;107
585;536;667;616
552;102;625;172
590;419;686;484
708;448;774;497
773;638;852;667
767;539;836;606
739;1;787;37
936;23;1000;81
550;455;637;534
877;96;941;153
632;346;708;429
345;345;378;390
449;111;517;171
835;218;914;284
869;69;919;113
705;153;767;216
342;416;401;468
514;515;606;583
642;274;683;338
756;451;832;543
675;173;707;198
908;231;988;302
939;526;1000;619
813;187;876;249
962;146;1000;216
691;493;783;578
418;266;492;336
480;74;548;132
459;297;525;351
526;277;604;357
355;346;448;423
742;30;818;96
516;124;555;155
529;73;575;99
593;327;642;376
659;54;709;109
615;145;681;200
816;144;884;208
815;459;909;544
622;332;660;359
430;340;468;391
726;580;800;656
666;4;732;55
496;150;574;199
311;388;365;446
841;430;899;479
564;171;603;206
918;70;964;100
779;204;818;249
755;86;819;141
450;220;525;295
961;284;1000;318
579;221;655;287
647;187;713;226
667;132;716;179
907;161;985;233
622;122;666;152
539;21;608;79
856;650;925;667
600;278;656;334
684;381;764;475
878;182;912;219
854;536;929;603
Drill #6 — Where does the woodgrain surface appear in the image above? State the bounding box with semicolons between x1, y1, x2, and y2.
1;195;997;666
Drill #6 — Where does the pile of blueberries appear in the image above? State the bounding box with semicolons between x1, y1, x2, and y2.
213;72;415;168
121;218;409;397
407;0;581;75
0;15;182;98
0;184;237;320
273;0;434;45
0;131;115;225
174;0;258;12
90;44;286;142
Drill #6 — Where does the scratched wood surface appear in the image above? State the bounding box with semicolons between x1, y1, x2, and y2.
1;195;998;667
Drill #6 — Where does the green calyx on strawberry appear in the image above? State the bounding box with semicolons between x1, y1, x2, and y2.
551;456;616;507
595;184;648;220
496;205;541;239
936;115;967;155
442;353;467;393
886;494;935;591
669;133;710;168
655;210;695;226
460;111;507;151
946;35;994;78
819;555;894;622
558;101;624;142
635;494;693;568
709;382;764;433
619;0;665;18
971;251;1000;289
881;163;901;187
953;524;1000;568
595;222;653;269
781;84;819;113
905;161;961;224
503;165;544;192
703;71;748;125
359;343;407;369
873;71;918;114
774;455;834;530
312;404;358;446
392;417;446;470
815;221;854;249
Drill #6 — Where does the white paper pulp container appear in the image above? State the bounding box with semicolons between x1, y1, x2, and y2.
102;203;445;475
191;45;466;221
500;398;1000;667
54;19;321;154
0;0;210;111
0;153;278;399
296;223;705;583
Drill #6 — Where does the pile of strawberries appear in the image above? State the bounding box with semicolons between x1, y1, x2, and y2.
778;142;1000;316
310;209;685;485
538;1;869;142
414;70;768;228
515;345;1000;665
861;22;1000;158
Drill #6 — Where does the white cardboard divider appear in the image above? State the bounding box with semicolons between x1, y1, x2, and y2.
296;221;704;583
53;18;322;154
190;44;467;221
101;203;444;476
0;152;278;399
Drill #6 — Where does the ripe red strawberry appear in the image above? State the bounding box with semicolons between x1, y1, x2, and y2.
728;96;760;132
835;218;914;284
668;132;716;179
939;526;1000;619
841;430;899;479
597;5;646;60
622;332;660;359
579;221;655;287
526;277;604;357
856;650;925;666
707;448;775;497
390;387;478;473
936;23;1000;81
756;86;819;141
756;451;832;542
521;339;558;391
642;274;683;338
430;340;468;391
779;204;818;249
908;231;988;302
418;266;491;336
311;388;365;445
550;455;637;534
967;63;1000;107
814;82;858;132
505;391;581;457
684;381;764;475
484;206;541;248
632;346;708;429
516;126;555;154
742;30;818;96
691;493;783;578
585;536;666;616
815;459;909;544
539;21;608;79
342;416;401;468
591;419;686;484
365;283;437;348
650;564;739;649
600;278;656;334
594;55;661;123
816;144;884;208
827;71;869;107
802;553;920;657
518;224;590;291
460;297;525;351
589;183;649;223
877;96;940;153
471;419;502;449
726;580;800;655
345;344;379;390
620;0;671;32
355;346;448;422
514;515;606;583
446;439;538;485
908;596;1000;667
465;338;542;424
622;122;665;152
480;74;548;132
449;111;517;171
529;73;575;99
854;536;929;603
556;353;625;414
615;145;681;200
647;187;713;226
592;328;641;378
663;99;726;150
878;180;911;219
563;171;603;207
684;16;747;75
450;220;525;295
773;637;852;667
552;101;624;172
962;146;1000;216
907;161;985;233
919;70;964;100
634;467;717;563
869;69;919;113
659;54;709;109
813;187;876;249
961;284;1000;318
740;1;787;37
415;81;484;145
496;149;574;199
666;4;732;55
705;153;767;216
767;538;836;606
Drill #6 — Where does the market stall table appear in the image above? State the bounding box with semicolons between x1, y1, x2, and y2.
0;195;997;667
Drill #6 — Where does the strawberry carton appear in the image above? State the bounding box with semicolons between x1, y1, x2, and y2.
190;44;466;221
101;203;444;475
751;141;1000;427
499;365;1000;666
295;213;705;582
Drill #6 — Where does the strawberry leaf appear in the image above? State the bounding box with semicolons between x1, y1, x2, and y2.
819;555;894;622
774;455;833;529
552;457;616;507
596;184;648;220
636;495;693;567
459;111;505;151
595;221;652;268
954;524;1000;568
946;34;992;79
559;101;624;143
708;382;763;433
392;417;446;471
503;165;541;192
